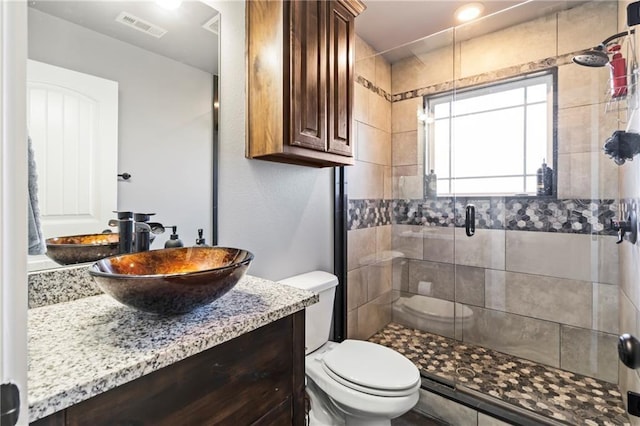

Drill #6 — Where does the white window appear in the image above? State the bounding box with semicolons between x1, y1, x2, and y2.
425;72;555;196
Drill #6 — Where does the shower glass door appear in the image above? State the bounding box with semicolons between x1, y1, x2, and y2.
386;2;621;422
387;27;460;387
445;1;622;422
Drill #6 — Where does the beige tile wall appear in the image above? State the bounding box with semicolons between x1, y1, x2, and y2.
557;1;618;55
386;1;622;384
565;7;619;198
347;37;394;340
458;13;557;78
392;44;456;95
390;1;620;201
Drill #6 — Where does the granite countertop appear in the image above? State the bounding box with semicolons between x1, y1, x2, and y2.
28;275;317;422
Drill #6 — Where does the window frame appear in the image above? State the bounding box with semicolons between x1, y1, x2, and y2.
423;69;558;197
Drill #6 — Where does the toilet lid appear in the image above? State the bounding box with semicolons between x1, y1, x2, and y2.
322;340;420;395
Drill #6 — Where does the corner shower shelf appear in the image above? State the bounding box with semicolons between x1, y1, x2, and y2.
605;68;638;115
605;29;638;115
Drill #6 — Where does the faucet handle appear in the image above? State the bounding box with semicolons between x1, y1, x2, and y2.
113;211;133;220
134;212;155;222
147;222;165;234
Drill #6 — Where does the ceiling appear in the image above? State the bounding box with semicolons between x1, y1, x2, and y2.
29;0;589;73
355;0;588;61
28;0;219;74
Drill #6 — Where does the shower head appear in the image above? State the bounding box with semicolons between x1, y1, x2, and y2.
572;30;636;67
572;46;609;67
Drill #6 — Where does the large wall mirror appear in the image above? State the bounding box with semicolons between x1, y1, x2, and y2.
27;0;219;271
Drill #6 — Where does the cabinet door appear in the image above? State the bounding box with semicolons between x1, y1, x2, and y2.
327;1;354;157
289;0;327;152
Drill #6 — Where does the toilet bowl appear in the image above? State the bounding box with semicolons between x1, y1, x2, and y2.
279;271;421;426
306;341;420;426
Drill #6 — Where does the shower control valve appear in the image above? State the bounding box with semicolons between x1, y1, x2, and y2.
611;218;632;244
611;207;638;244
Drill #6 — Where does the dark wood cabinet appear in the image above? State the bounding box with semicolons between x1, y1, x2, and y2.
247;0;365;168
32;311;306;426
328;1;355;157
290;0;327;153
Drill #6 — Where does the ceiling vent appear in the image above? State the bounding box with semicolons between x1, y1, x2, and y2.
115;12;167;38
202;14;220;35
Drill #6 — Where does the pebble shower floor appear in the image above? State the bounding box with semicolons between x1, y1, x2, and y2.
369;323;629;425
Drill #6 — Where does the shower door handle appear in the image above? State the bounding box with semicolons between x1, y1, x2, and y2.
465;204;475;237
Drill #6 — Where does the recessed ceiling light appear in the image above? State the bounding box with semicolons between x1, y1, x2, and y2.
156;0;182;11
455;2;485;22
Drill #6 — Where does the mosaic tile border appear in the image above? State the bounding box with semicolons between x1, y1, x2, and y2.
369;323;629;426
348;197;618;235
358;52;574;104
390;52;574;102
348;199;393;230
355;75;392;102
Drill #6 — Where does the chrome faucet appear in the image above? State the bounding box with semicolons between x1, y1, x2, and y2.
109;212;163;253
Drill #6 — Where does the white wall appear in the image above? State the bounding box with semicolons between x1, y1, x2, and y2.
1;2;29;423
28;8;213;247
210;1;334;280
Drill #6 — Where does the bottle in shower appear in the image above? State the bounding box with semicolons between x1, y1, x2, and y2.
536;160;547;196
609;44;627;98
425;169;437;199
543;163;553;195
537;159;553;196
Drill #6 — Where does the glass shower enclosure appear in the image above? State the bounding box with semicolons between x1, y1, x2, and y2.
386;1;624;422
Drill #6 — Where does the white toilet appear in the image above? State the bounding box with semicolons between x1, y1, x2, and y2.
280;271;421;426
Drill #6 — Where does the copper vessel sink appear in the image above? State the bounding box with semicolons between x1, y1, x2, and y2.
89;246;254;315
45;233;120;265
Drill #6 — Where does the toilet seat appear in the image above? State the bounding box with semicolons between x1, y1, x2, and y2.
305;341;421;422
321;340;420;397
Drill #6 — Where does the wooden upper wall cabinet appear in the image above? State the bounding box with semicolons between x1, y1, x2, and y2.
247;0;365;168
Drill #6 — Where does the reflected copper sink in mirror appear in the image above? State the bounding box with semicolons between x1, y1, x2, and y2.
89;247;254;315
45;233;120;265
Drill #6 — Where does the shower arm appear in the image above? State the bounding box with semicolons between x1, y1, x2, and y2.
600;29;636;49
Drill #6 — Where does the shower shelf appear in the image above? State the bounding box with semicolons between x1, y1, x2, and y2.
605;29;638;116
605;68;638;115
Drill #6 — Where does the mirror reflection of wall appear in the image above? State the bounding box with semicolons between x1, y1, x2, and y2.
27;1;219;271
27;60;119;248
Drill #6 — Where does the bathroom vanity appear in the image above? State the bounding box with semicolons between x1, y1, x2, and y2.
27;273;317;425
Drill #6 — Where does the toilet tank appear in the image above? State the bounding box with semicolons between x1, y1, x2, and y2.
279;271;338;355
